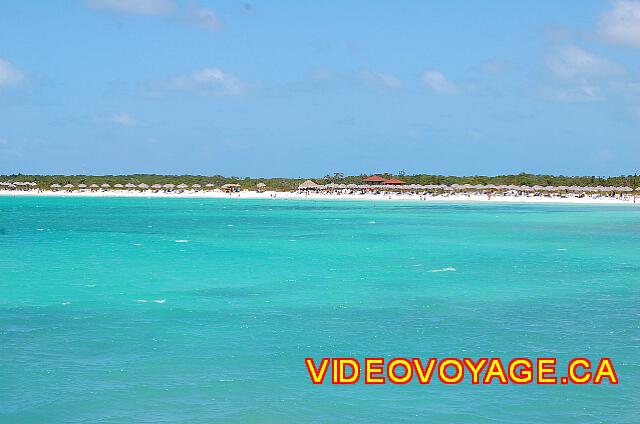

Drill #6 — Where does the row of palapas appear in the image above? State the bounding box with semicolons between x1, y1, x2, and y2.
2;180;638;193
298;180;637;193
0;181;266;191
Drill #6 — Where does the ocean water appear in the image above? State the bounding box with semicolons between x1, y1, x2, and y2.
1;196;638;423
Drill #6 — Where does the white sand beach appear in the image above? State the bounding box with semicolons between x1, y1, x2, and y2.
1;188;638;205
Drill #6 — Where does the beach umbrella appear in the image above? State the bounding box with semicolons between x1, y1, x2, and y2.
89;184;99;188
101;183;110;188
151;184;162;189
221;183;240;190
162;184;175;189
176;183;188;189
125;183;136;188
484;184;497;190
114;184;123;188
256;183;266;187
63;184;74;189
205;183;215;188
51;183;61;188
299;180;319;189
78;184;87;188
192;184;202;188
138;183;149;189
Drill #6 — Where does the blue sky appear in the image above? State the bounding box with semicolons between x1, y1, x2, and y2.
0;0;639;177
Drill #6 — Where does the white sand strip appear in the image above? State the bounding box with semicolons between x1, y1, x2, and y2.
1;189;638;205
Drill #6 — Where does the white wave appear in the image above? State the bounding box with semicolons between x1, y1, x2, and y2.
369;221;376;224
428;267;456;273
61;301;71;305
152;299;166;304
175;239;190;243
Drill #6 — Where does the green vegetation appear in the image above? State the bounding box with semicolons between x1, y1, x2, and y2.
2;172;639;190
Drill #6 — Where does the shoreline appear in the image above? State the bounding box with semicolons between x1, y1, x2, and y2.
1;189;637;205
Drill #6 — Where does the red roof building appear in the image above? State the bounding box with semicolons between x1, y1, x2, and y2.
363;175;387;184
385;178;406;185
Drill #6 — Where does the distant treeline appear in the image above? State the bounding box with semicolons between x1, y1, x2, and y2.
2;172;640;190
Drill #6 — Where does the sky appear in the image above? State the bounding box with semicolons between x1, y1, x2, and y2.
0;0;639;177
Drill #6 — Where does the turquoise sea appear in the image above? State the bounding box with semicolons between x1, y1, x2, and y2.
1;196;638;423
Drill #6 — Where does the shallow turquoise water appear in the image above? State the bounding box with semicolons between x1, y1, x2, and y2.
1;197;639;423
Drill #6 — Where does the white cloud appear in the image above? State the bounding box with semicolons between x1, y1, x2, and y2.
482;59;515;75
96;112;138;126
543;46;626;103
87;0;224;33
598;0;640;47
0;59;25;87
358;70;402;90
546;46;624;81
158;68;248;95
542;83;603;103
86;0;175;16
184;6;223;31
628;82;640;95
310;69;334;81
421;71;465;94
610;81;640;99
